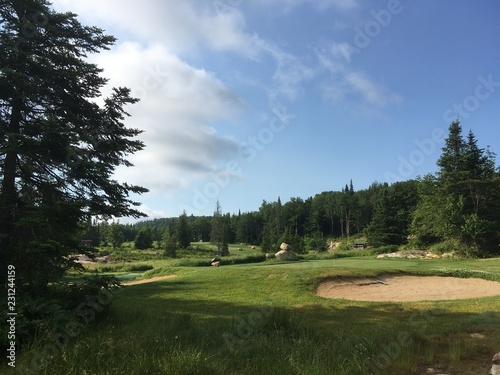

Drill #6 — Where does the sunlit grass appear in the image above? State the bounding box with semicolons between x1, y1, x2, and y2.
10;256;500;375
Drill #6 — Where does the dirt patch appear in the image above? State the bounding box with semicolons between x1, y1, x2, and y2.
123;275;176;286
315;275;500;302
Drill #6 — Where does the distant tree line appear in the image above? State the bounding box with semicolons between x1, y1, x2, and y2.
85;121;500;257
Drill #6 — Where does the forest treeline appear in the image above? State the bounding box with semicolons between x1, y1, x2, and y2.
89;121;500;257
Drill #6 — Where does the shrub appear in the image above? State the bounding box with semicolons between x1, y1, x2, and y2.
373;244;399;254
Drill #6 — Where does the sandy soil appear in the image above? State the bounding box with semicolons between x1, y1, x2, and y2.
315;274;500;302
123;275;176;286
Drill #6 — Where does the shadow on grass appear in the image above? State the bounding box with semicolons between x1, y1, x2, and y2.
9;274;500;375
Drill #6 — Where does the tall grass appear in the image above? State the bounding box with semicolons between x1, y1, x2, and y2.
8;256;500;374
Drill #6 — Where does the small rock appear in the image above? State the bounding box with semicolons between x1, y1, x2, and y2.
265;253;275;260
493;352;500;364
470;333;486;339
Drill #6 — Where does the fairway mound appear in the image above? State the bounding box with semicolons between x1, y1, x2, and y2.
124;275;176;285
315;274;500;302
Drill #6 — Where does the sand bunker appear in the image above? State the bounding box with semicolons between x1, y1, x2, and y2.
316;275;500;302
124;275;176;286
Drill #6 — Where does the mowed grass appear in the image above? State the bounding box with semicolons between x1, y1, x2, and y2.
11;257;500;375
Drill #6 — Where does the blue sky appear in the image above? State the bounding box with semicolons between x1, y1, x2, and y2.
52;0;500;220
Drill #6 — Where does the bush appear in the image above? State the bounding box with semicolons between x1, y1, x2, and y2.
373;245;399;254
429;240;463;255
0;274;121;356
304;235;328;252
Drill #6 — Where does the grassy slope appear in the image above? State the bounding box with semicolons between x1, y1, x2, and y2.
10;257;500;375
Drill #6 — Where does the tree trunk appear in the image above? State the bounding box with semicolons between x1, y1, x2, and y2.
0;97;22;272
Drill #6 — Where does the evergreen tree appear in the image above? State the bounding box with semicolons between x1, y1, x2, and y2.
412;121;500;254
0;0;147;290
108;221;125;249
176;212;191;249
162;226;177;257
365;186;405;247
210;200;224;252
134;228;153;250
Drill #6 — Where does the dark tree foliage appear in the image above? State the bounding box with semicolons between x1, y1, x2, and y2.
0;0;148;291
176;212;191;249
134;227;153;250
413;121;500;254
162;225;177;257
365;185;406;247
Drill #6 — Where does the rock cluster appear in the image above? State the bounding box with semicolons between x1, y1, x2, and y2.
376;250;454;259
492;352;500;375
211;257;221;267
275;243;298;261
72;253;110;264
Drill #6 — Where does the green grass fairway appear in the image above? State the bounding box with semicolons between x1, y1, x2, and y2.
12;257;500;375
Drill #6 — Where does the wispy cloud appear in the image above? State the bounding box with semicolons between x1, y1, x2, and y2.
252;0;359;12
90;42;244;194
346;72;402;107
317;42;402;108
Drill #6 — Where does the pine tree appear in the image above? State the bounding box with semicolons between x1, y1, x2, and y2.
413;121;500;254
108;221;125;249
134;228;153;250
365;186;404;247
162;226;177;257
176;212;191;249
210;200;223;252
0;0;148;290
437;120;466;184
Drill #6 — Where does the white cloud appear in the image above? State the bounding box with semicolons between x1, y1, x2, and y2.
317;42;402;108
251;0;358;12
90;42;244;194
52;0;263;58
53;1;312;103
345;72;402;107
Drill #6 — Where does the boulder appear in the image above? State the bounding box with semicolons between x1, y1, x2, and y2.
280;242;291;251
275;249;297;261
265;253;275;260
491;364;500;375
493;352;500;365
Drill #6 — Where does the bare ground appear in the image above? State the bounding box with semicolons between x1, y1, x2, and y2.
315;274;500;302
123;275;177;286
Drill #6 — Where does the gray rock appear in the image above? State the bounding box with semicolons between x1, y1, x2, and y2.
265;253;275;260
493;352;500;364
491;364;500;375
275;249;297;261
280;242;291;251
